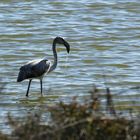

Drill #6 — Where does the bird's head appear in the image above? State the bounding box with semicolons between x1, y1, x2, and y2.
54;37;70;53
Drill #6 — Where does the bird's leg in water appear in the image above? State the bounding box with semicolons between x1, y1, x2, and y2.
40;79;43;96
26;80;32;97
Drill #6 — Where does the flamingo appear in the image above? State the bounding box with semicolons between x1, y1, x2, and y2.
17;37;70;97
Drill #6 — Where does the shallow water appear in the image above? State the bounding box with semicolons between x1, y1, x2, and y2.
0;0;140;133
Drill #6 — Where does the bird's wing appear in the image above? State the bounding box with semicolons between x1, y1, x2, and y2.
31;60;51;76
17;59;51;82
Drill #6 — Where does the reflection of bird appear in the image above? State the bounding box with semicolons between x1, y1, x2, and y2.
17;37;70;97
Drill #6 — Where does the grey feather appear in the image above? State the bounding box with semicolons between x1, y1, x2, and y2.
17;59;51;82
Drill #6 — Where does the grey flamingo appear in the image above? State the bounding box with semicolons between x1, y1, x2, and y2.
17;37;70;97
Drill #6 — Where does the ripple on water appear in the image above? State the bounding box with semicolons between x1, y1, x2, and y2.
0;0;140;133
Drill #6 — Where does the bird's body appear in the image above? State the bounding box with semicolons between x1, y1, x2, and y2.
17;37;70;97
17;59;51;82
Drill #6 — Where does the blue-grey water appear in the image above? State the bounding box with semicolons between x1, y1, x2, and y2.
0;0;140;133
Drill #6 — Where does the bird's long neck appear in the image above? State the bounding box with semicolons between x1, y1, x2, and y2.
48;41;57;73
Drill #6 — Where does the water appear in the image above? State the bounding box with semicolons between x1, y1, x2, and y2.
0;0;140;133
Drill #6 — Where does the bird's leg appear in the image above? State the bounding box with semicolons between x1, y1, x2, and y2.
40;79;43;96
26;80;32;97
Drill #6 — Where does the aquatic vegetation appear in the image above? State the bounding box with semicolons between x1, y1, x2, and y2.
0;86;139;140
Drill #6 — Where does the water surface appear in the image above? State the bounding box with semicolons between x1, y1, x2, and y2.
0;0;140;133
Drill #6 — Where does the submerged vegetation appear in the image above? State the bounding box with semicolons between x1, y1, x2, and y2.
0;84;140;140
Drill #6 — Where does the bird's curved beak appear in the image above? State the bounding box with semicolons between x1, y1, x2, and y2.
63;40;70;53
54;37;70;53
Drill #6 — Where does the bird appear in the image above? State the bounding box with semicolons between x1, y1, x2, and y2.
17;37;70;97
